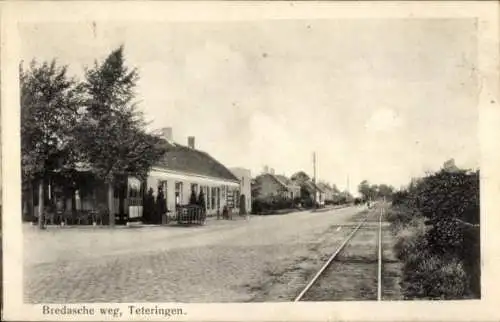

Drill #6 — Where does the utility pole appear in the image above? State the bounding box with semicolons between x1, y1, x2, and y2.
313;152;317;210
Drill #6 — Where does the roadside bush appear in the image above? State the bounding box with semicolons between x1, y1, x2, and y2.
142;187;156;224
301;198;314;209
251;196;297;214
393;217;427;262
417;170;479;257
386;206;420;231
391;190;410;206
156;186;167;224
402;255;469;300
389;167;480;299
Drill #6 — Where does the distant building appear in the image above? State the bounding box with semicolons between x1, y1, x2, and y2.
252;170;300;200
230;167;252;214
317;182;336;202
291;171;325;205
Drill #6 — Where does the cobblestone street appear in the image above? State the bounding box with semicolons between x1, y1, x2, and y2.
24;206;366;303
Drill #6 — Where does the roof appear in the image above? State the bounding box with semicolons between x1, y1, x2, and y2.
311;181;325;193
300;180;325;193
229;167;251;177
154;140;240;183
317;182;333;192
254;173;299;191
313;182;325;193
273;174;300;190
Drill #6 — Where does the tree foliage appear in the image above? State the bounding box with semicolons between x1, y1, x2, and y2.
388;162;480;299
20;60;83;181
21;46;169;228
358;180;394;201
417;169;479;256
75;45;166;183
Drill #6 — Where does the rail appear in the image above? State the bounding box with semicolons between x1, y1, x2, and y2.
295;206;385;302
294;214;369;302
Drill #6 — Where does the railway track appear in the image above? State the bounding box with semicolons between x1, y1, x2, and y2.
294;206;391;301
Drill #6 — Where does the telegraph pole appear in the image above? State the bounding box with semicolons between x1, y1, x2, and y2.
313;152;317;210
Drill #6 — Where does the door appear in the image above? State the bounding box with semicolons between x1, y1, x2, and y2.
239;194;246;214
128;177;143;219
113;182;127;224
216;187;220;211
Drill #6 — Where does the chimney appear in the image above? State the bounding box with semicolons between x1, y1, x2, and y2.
158;127;173;141
263;165;269;174
270;168;275;175
188;136;195;149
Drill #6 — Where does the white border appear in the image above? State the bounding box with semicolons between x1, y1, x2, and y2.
2;1;500;321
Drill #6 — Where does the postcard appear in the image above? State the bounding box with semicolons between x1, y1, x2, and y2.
1;1;499;321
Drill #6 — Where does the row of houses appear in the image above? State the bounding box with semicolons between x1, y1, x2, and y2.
23;127;252;223
23;126;342;224
251;167;340;206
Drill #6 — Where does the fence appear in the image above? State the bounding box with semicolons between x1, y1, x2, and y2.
175;205;206;225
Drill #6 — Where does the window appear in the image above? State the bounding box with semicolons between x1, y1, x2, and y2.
227;189;234;208
158;180;168;208
211;187;217;210
207;186;211;209
175;182;183;205
191;183;198;194
216;187;220;210
235;189;241;208
129;186;139;198
128;178;142;198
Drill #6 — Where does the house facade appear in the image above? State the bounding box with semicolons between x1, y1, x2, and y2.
253;171;300;200
291;171;325;205
144;128;241;218
318;182;336;203
229;167;252;214
24;127;243;224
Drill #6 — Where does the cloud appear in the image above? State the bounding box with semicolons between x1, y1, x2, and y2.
365;108;404;133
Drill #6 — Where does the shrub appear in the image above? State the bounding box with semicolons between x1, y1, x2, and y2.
386;205;423;232
392;190;410;206
251;196;297;214
402;255;469;300
197;189;206;209
142;187;156;224
390;167;480;299
156;186;167;223
189;189;198;205
393;218;427;262
416;170;479;254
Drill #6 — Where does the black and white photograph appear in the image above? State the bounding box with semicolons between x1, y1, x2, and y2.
1;2;499;321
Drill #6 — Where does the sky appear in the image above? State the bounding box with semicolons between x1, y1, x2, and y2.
19;19;479;193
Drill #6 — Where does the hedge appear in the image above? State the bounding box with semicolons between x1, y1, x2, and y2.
389;168;480;299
